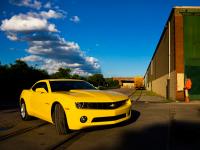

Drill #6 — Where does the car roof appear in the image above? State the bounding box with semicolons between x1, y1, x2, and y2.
39;79;84;82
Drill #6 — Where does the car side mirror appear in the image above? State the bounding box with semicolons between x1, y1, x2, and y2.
35;88;47;93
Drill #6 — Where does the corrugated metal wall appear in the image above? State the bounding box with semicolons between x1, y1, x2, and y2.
184;15;200;99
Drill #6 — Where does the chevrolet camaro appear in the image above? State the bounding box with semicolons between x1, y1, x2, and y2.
19;79;132;134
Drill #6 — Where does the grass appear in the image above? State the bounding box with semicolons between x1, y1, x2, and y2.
132;90;177;103
133;90;159;96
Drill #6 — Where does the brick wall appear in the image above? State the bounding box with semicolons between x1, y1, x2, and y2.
175;14;185;100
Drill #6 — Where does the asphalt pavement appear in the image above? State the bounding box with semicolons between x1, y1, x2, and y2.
0;88;200;150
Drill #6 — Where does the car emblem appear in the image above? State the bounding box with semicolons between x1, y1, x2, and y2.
110;103;115;108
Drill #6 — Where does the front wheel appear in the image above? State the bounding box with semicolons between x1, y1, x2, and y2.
20;102;31;120
54;104;70;134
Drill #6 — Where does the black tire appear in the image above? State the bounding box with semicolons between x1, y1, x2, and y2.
54;104;69;134
20;101;31;120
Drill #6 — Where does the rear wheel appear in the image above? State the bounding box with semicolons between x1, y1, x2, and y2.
54;104;69;134
20;101;31;120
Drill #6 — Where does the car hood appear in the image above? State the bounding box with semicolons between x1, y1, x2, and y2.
56;90;128;102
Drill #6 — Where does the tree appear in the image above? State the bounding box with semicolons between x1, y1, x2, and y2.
105;78;120;88
134;77;144;89
87;74;106;87
0;60;49;106
51;68;71;79
71;74;81;79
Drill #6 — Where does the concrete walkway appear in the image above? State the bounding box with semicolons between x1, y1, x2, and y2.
111;88;200;104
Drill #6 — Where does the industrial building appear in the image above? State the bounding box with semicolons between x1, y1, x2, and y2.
144;6;200;101
113;77;144;88
112;77;135;88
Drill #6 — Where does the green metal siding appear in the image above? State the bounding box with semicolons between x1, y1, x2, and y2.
184;15;200;99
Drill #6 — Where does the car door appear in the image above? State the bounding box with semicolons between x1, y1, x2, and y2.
31;82;51;121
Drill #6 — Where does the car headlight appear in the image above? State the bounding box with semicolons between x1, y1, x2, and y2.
75;102;84;109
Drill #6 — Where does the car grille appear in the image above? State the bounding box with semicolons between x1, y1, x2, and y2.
92;113;126;122
80;100;127;109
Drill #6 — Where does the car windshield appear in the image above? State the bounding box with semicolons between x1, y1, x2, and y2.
49;81;96;92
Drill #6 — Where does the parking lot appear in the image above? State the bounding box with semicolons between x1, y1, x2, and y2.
0;89;200;150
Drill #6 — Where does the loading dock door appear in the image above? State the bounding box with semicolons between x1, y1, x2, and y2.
184;15;200;99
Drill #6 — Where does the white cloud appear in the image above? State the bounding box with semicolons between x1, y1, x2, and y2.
47;24;57;32
10;48;18;51
95;43;100;47
40;10;64;19
85;57;101;69
1;8;100;76
22;33;101;75
24;10;64;19
21;55;43;62
21;55;86;75
27;46;53;54
70;16;80;23
62;41;80;51
41;59;82;74
0;13;58;32
44;2;51;9
26;39;82;57
71;68;92;76
0;10;65;33
10;0;42;10
7;33;18;41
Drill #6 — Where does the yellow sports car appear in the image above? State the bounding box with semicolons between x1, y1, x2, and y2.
20;79;132;134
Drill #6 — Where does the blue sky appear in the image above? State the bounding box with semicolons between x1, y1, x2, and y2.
0;0;199;77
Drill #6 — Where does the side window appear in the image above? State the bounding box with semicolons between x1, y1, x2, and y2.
32;82;48;92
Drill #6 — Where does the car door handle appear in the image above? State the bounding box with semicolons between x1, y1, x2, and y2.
45;103;50;105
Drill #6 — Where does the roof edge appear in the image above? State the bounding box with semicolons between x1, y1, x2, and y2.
174;6;200;9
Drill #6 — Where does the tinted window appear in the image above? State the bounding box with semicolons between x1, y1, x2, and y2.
50;81;96;92
32;82;48;92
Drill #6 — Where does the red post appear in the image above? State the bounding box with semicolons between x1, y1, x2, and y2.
184;78;192;103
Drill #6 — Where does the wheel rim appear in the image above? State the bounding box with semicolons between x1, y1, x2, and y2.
21;103;26;118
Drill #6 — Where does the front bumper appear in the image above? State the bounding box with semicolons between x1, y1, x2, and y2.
65;102;132;130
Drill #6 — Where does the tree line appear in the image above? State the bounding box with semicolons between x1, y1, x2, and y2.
0;60;119;107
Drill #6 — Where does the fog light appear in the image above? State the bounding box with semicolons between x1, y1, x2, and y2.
80;116;87;123
127;109;131;116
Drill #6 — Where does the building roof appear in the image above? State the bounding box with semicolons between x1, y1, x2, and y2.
174;6;200;9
